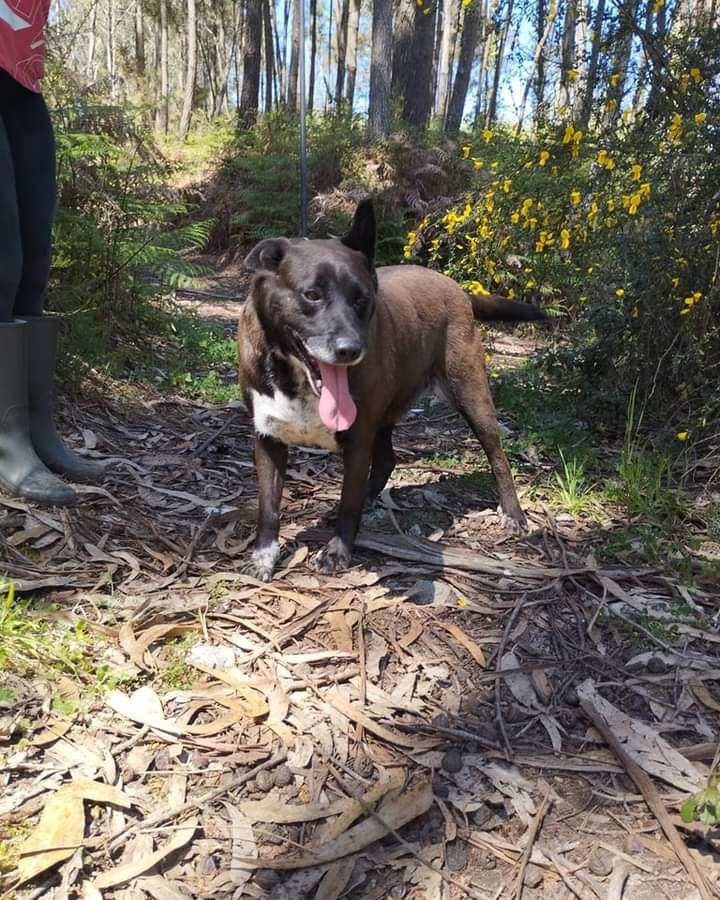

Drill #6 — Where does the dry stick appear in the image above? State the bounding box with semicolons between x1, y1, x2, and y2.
104;747;287;854
494;591;529;758
579;699;716;900
545;851;598;900
514;793;551;900
606;861;630;900
357;595;367;744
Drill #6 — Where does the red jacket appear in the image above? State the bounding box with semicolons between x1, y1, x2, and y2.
0;0;51;92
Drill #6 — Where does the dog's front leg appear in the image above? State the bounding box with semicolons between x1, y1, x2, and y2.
244;434;288;581
315;439;372;574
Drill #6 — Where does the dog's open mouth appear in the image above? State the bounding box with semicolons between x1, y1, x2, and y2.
292;333;358;433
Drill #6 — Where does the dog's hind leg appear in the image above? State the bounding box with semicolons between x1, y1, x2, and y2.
366;426;396;503
445;338;527;532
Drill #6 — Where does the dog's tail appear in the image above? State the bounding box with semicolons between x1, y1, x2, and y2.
468;292;546;323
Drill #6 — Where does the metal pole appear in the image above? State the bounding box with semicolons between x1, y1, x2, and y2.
298;0;309;237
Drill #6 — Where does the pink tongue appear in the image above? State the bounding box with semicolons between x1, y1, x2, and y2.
317;361;357;432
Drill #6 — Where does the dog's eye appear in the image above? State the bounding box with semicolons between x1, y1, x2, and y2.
302;289;322;303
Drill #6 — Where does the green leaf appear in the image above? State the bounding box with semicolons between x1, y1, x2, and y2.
680;797;697;823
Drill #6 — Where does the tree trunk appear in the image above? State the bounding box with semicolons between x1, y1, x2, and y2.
263;0;275;112
308;0;317;109
446;0;481;133
344;0;361;111
287;0;301;111
334;0;350;106
435;0;457;121
270;0;285;103
403;0;438;127
557;0;578;113
578;0;607;128
368;0;393;138
472;0;490;126
86;1;98;80
645;0;667;117
155;0;169;132
391;0;413;98
179;0;197;138
571;0;590;123
603;0;639;128
486;0;514;125
240;0;263;120
516;0;556;135
135;0;145;77
106;0;116;99
534;0;547;127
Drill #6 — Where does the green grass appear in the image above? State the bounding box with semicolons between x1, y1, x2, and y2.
0;583;89;674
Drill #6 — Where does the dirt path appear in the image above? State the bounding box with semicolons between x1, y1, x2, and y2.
1;261;718;899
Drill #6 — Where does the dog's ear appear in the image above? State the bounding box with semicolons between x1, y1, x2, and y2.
243;237;291;273
341;199;376;265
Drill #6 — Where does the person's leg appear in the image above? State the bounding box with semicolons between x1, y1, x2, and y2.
0;78;75;505
3;76;103;482
2;79;55;317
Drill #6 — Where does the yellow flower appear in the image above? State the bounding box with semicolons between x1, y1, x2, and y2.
570;190;582;205
510;212;520;224
462;145;471;159
652;0;664;11
671;276;680;287
508;288;515;298
668;113;683;142
605;98;618;111
562;124;575;144
630;164;642;181
473;158;484;169
676;431;688;441
597;149;608;165
695;112;706;124
690;67;702;84
632;306;639;318
523;161;533;170
502;178;512;193
610;73;620;87
560;228;571;249
607;198;616;212
539;150;550;166
616;288;625;297
568;69;579;82
483;129;494;143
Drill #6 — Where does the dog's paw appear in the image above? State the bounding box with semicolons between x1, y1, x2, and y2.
314;538;352;574
242;542;280;582
498;507;530;536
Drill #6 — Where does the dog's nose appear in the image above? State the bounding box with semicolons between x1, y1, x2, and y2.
334;341;363;364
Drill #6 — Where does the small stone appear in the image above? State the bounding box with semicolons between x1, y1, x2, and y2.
432;712;450;729
274;764;293;787
353;752;374;778
471;803;493;829
445;840;468;872
432;774;449;798
564;686;580;706
624;834;644;855
647;656;668;675
588;848;613;877
197;855;216;876
441;749;463;774
523;864;544;888
389;884;406;900
479;851;496;870
255;770;274;792
254;869;280;890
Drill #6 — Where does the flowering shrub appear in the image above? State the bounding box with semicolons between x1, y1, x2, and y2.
406;63;719;440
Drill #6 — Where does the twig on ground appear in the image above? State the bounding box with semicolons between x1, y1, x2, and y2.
515;793;551;900
579;698;715;900
495;591;529;757
105;748;287;854
607;861;630;900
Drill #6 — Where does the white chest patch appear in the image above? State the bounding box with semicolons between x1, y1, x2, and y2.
251;386;339;452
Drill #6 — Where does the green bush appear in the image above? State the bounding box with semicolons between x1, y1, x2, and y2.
407;47;719;442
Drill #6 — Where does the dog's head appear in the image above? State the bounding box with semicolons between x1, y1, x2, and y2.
243;199;377;401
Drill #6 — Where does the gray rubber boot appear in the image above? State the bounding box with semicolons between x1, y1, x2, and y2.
0;321;77;506
24;315;105;483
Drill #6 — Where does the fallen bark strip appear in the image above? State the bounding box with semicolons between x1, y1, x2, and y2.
515;793;551;900
579;698;716;900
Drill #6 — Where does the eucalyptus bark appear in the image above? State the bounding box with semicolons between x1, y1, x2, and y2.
368;0;393;138
179;0;198;138
240;0;262;120
446;0;482;133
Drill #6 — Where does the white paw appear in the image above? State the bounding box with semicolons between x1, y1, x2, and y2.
242;541;280;581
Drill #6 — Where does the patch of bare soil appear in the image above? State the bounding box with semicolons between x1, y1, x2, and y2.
1;314;718;899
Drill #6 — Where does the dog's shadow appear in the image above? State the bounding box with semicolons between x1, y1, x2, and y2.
318;470;502;534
